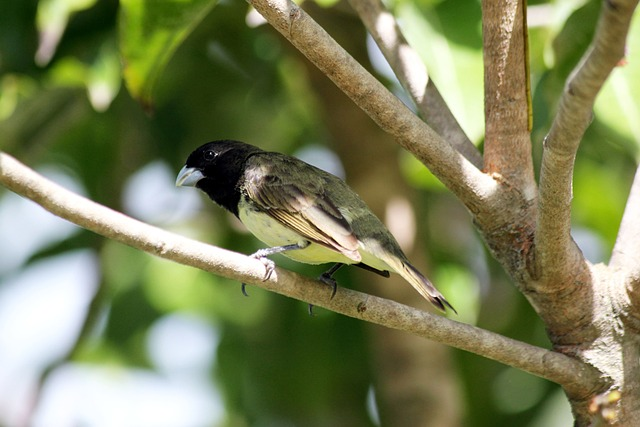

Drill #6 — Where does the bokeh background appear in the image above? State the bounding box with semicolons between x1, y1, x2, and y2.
1;0;639;425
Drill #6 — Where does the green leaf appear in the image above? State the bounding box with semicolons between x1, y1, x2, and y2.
118;0;216;108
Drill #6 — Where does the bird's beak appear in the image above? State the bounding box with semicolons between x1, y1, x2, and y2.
175;166;204;187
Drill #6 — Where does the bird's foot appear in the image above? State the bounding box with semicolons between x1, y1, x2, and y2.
250;250;276;281
318;272;338;300
305;273;338;317
240;250;277;297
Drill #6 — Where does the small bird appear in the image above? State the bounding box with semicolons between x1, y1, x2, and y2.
176;140;454;312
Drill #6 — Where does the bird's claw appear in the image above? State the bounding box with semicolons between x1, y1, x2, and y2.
240;251;276;297
306;275;337;317
318;273;338;300
250;251;276;281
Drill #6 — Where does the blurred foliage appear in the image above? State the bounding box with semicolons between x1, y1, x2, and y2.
119;0;217;108
0;0;639;425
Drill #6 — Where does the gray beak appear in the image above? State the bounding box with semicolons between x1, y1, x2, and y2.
175;166;205;187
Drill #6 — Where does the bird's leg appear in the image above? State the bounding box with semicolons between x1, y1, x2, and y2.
309;264;390;315
353;262;390;278
241;242;309;296
317;263;390;299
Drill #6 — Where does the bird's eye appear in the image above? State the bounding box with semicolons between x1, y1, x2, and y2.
204;150;216;161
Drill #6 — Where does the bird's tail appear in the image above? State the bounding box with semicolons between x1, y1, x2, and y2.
394;260;456;313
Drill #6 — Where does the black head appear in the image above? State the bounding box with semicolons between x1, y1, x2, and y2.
183;140;263;174
176;140;264;215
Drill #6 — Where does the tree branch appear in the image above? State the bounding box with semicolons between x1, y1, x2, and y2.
611;164;640;306
611;164;640;271
248;0;496;214
347;0;483;169
536;0;639;283
481;0;536;197
0;151;601;397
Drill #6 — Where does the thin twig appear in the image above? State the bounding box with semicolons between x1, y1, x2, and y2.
348;0;482;169
536;0;639;282
0;151;601;396
248;0;496;213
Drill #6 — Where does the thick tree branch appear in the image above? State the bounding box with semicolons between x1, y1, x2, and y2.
248;0;496;214
536;0;639;283
481;0;536;197
0;151;601;396
347;0;483;169
611;164;640;306
611;164;640;272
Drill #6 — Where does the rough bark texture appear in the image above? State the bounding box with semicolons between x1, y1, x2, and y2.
481;0;536;195
479;0;640;424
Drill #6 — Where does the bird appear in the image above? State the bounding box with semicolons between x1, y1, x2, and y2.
176;140;454;312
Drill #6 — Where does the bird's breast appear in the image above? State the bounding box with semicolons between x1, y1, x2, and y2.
238;202;301;247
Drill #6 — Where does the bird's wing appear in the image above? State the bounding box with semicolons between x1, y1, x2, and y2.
243;154;361;262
